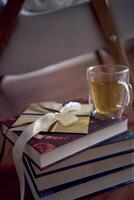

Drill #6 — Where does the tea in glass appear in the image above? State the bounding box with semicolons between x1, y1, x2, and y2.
87;65;133;119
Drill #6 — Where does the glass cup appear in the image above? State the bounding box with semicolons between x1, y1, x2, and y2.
87;65;133;119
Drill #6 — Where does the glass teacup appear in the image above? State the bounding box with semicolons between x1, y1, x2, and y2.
87;65;133;119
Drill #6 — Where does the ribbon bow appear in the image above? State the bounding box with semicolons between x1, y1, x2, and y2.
32;101;82;134
12;101;91;200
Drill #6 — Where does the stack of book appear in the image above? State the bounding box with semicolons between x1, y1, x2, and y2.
2;103;134;200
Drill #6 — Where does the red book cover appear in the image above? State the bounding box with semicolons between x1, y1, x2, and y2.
4;115;128;168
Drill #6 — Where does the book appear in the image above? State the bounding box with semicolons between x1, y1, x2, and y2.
24;163;134;200
5;115;128;169
21;130;134;191
28;130;134;173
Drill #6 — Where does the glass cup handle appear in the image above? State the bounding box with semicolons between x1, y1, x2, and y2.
118;80;133;106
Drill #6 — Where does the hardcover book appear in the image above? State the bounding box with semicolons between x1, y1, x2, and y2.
28;130;134;173
6;113;128;168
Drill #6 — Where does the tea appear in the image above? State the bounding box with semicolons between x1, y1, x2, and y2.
90;80;125;116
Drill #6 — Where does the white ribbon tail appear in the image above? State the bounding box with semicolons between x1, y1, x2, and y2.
13;113;57;200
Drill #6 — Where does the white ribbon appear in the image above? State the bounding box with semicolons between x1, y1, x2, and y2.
13;102;91;200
